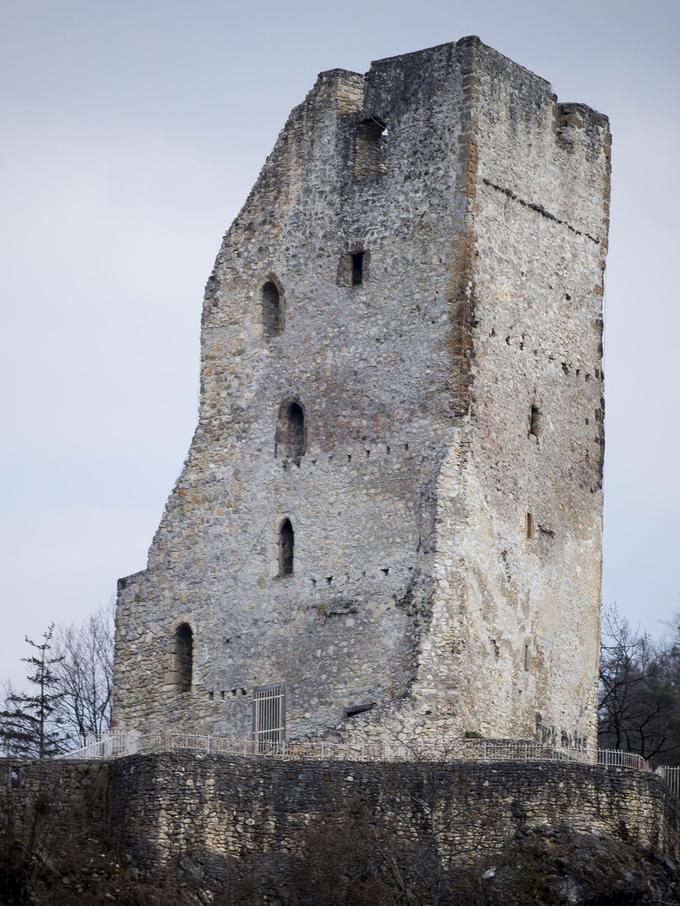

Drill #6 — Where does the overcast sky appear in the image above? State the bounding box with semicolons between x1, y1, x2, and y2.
1;0;678;687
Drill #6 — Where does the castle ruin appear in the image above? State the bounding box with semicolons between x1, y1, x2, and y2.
112;37;611;752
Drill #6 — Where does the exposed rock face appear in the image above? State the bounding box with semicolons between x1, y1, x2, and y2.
483;825;680;906
112;38;611;748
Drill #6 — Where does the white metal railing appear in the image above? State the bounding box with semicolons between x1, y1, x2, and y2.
655;765;680;799
60;730;141;760
596;748;648;771
58;732;650;772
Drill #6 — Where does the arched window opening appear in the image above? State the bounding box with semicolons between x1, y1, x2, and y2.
277;400;306;465
173;623;193;693
288;402;305;464
279;519;294;577
354;116;387;179
262;280;283;338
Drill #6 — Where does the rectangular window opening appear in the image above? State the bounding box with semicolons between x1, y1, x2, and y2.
352;251;364;286
354;117;387;178
526;512;534;539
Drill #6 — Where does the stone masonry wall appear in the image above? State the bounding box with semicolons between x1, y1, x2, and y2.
420;42;611;747
336;41;610;751
0;758;110;846
3;754;678;897
113;43;474;740
108;753;678;883
113;38;610;750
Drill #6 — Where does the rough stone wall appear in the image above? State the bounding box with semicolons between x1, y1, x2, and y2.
4;756;677;898
411;43;611;748
108;754;679;878
0;758;109;840
113;38;610;748
457;45;610;747
113;43;473;739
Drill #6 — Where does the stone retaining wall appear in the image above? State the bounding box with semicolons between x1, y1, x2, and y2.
109;753;680;876
3;754;678;895
0;758;110;856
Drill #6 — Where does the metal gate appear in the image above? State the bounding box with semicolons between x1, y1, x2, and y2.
252;683;286;753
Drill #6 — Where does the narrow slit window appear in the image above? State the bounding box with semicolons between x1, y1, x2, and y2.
352;251;364;286
526;512;534;539
279;519;294;576
262;280;283;338
173;623;193;693
288;402;305;463
529;404;542;438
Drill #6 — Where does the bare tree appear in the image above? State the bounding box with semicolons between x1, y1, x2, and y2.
599;604;680;764
52;600;114;749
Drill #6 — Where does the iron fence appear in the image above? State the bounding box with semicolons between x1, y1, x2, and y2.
655;765;680;799
58;731;649;772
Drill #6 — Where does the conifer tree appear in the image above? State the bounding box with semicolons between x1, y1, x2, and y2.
0;625;64;757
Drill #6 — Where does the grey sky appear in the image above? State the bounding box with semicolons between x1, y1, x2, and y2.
1;0;678;686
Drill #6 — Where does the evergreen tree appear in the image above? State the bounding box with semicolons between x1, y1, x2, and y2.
0;625;64;757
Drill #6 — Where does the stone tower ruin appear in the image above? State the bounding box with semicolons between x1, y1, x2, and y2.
112;38;611;751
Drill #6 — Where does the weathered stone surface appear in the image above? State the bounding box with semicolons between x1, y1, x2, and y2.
112;38;610;748
107;755;677;871
3;755;678;904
